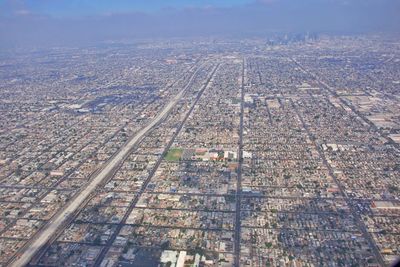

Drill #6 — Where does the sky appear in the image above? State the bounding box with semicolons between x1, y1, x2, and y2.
0;0;399;49
2;0;255;16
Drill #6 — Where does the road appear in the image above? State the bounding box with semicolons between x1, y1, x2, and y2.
290;99;385;266
10;63;206;267
92;63;220;266
290;58;391;266
291;57;398;149
234;58;245;267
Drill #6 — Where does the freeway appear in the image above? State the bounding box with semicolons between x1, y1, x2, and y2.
92;63;220;266
10;63;206;267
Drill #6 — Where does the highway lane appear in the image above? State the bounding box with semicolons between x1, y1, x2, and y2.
10;63;206;267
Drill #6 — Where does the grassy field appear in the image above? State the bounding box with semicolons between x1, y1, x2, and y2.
165;148;183;161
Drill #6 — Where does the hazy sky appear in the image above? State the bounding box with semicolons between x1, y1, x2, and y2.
1;0;255;16
1;0;399;49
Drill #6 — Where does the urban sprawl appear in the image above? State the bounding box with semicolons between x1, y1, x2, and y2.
0;36;399;267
